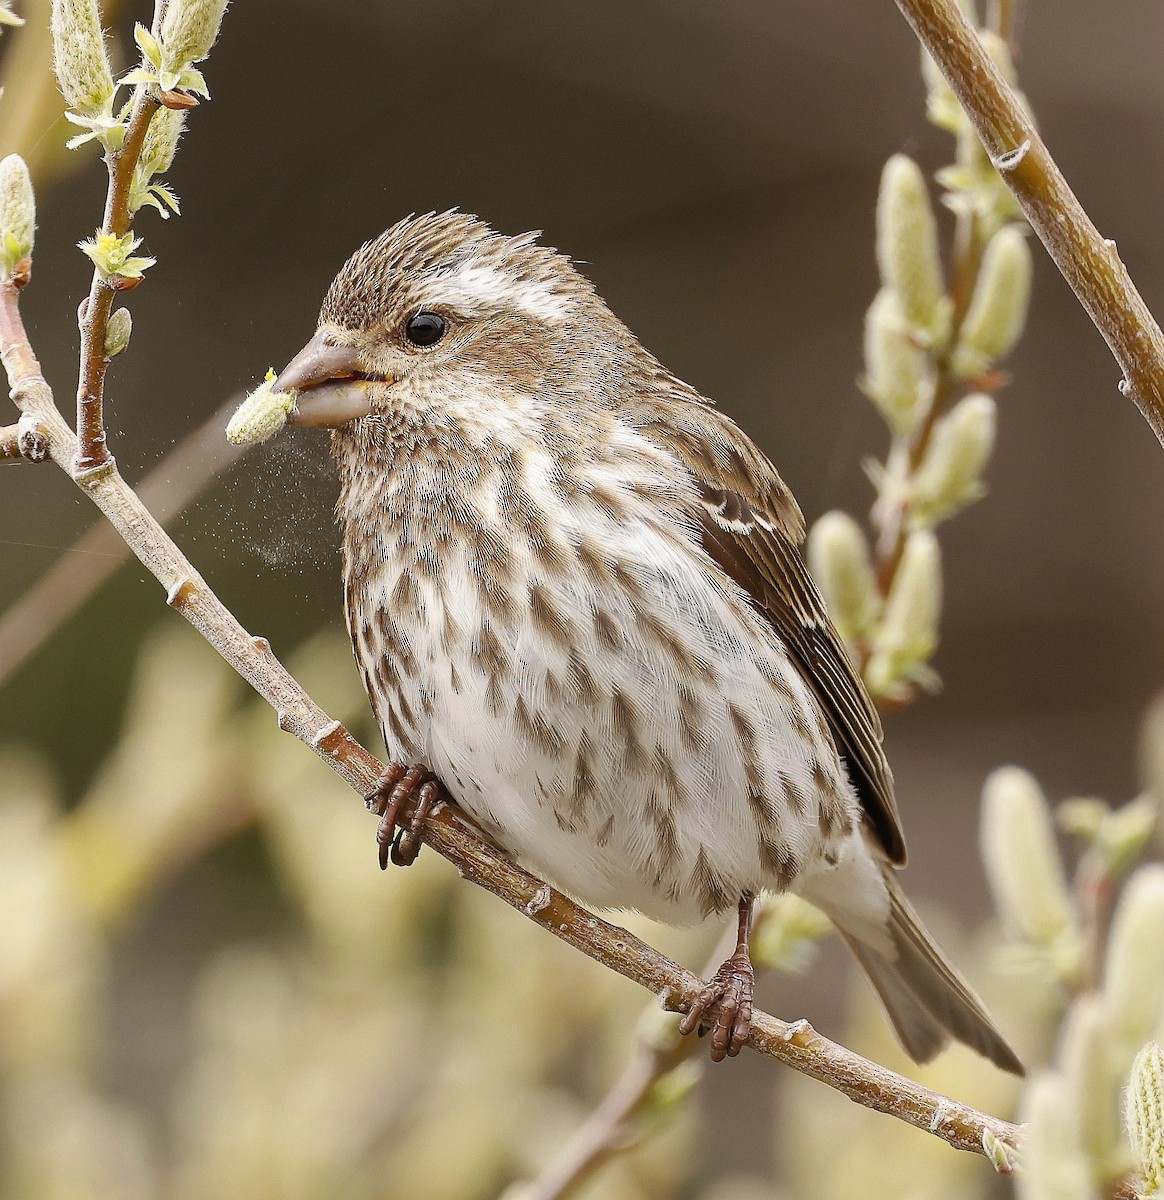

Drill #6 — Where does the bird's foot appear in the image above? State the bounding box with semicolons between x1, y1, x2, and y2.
365;763;442;869
678;947;755;1061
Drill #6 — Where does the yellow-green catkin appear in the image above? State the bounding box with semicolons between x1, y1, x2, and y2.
140;108;186;177
1104;866;1164;1053
1060;995;1125;1179
876;155;947;341
981;766;1078;953
806;511;880;646
50;0;114;116
909;393;996;527
952;224;1033;377
1018;1073;1093;1200
160;0;229;68
865;528;941;697
226;374;296;446
863;288;930;437
0;154;35;274
1126;1041;1164;1197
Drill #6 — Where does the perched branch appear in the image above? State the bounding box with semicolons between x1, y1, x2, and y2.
894;0;1164;449
75;87;160;474
0;277;1020;1165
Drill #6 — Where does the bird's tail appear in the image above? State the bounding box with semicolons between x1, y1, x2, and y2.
801;851;1024;1075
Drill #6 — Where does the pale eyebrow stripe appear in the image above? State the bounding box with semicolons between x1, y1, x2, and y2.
426;260;573;323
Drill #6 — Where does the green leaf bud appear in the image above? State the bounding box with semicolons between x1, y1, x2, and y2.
865;529;941;699
981;766;1078;952
952;224;1033;377
876;155;948;340
862;288;931;437
1060;995;1125;1178
160;0;228;69
981;1127;1019;1174
50;0;115;118
226;372;297;446
103;307;132;358
78;230;155;281
1126;1041;1164;1196
806;510;880;646
909;392;996;527
0;154;35;275
1105;866;1164;1054
1017;1073;1092;1200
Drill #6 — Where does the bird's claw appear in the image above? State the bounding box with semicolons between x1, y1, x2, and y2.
678;949;754;1061
365;763;441;869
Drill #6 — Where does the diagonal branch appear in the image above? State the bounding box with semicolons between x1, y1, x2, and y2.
893;0;1164;449
0;391;247;687
0;276;1020;1165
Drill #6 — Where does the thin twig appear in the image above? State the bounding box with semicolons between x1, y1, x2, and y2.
893;0;1164;449
0;277;1020;1164
0;391;247;687
519;920;752;1200
74;87;161;473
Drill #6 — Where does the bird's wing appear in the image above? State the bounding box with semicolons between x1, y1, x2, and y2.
631;397;907;866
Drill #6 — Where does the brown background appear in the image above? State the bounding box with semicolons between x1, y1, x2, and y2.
1;0;1163;1169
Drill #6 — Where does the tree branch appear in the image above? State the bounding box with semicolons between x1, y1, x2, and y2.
0;276;1020;1165
893;0;1164;449
0;392;247;687
75;87;161;474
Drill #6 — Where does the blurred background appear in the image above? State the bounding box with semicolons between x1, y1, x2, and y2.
1;1;1164;1197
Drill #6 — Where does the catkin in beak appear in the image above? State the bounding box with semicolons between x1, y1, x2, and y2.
275;330;376;428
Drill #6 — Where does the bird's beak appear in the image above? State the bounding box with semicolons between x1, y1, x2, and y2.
275;330;376;428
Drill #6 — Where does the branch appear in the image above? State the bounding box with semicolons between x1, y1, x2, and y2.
893;0;1164;450
0;278;1020;1165
75;87;160;474
0;391;247;687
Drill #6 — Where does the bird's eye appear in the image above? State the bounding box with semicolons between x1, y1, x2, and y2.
405;311;447;348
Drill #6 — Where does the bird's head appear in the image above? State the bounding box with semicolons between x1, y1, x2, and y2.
274;211;607;430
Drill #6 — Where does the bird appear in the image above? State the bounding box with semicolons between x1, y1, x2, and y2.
271;210;1022;1072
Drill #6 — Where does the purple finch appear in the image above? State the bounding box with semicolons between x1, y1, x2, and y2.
272;212;1020;1071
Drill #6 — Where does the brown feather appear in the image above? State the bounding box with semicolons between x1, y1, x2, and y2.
692;479;907;866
